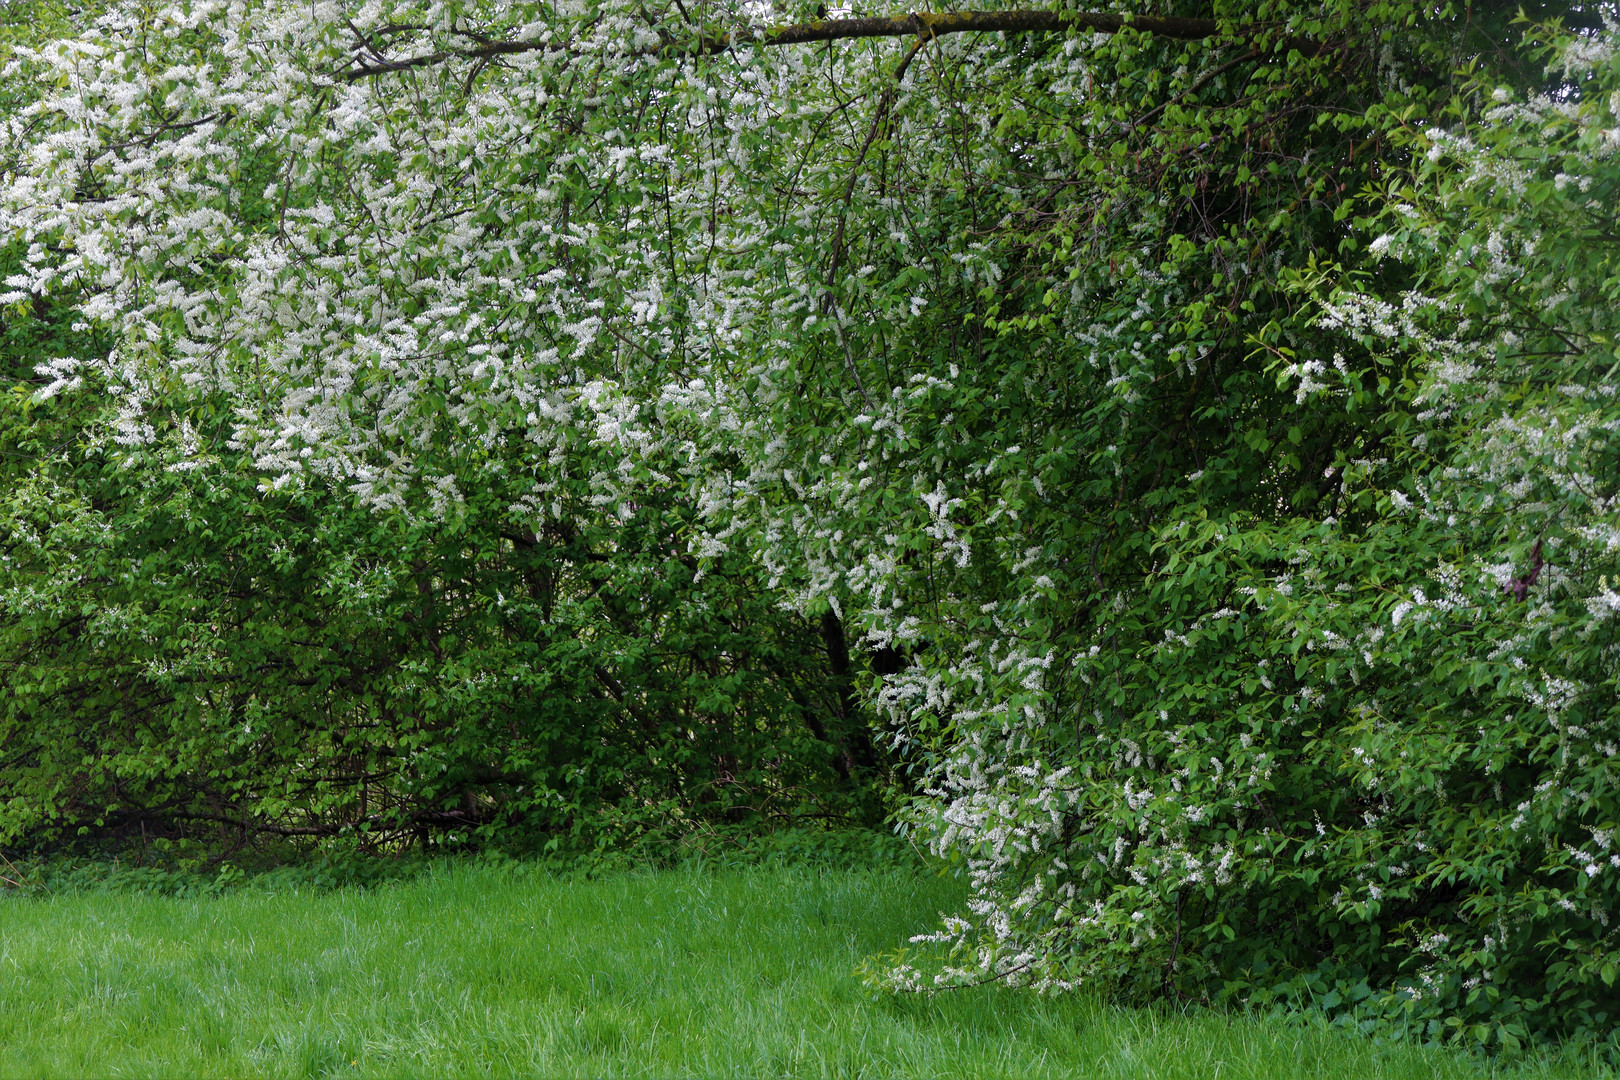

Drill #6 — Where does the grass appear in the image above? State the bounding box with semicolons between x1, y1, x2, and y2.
0;858;1612;1079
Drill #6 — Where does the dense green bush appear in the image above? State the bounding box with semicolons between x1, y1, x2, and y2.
874;14;1620;1055
0;280;883;850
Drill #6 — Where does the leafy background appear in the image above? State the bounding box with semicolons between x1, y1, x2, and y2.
1;0;1618;1056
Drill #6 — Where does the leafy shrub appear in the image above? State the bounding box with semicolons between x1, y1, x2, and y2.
880;17;1620;1056
0;279;884;852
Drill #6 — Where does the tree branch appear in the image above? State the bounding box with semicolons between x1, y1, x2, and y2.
340;10;1317;81
166;808;491;836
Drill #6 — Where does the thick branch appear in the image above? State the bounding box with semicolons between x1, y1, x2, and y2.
340;9;1316;80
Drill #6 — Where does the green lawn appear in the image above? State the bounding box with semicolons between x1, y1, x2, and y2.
0;860;1609;1079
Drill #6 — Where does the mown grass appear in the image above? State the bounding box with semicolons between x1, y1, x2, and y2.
0;859;1611;1079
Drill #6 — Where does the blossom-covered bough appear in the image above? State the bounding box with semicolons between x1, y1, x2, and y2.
3;0;1618;1052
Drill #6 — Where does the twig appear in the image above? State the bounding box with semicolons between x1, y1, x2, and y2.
1131;46;1263;131
816;26;927;409
0;850;35;890
829;305;877;409
822;29;929;295
909;952;1044;991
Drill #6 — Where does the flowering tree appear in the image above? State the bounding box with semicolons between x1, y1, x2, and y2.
4;0;1618;1051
